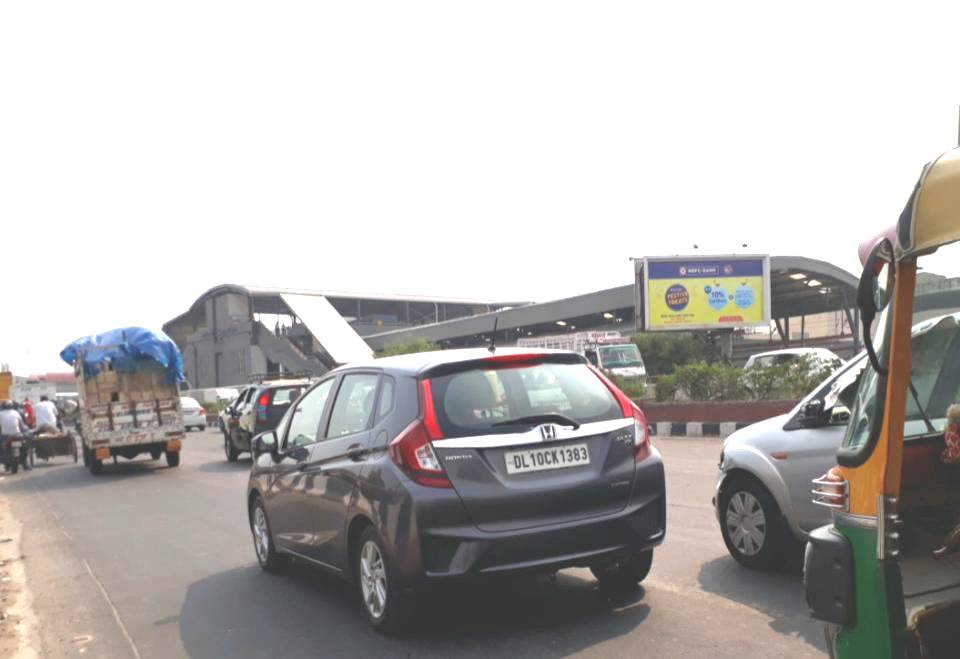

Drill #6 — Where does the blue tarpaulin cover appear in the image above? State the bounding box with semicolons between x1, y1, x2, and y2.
60;327;185;384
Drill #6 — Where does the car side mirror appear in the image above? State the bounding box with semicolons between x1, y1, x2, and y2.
798;400;828;428
252;430;278;459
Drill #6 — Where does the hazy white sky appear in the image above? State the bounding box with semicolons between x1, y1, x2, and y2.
2;2;959;374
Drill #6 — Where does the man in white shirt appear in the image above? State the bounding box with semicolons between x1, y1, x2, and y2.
0;401;26;436
35;395;59;433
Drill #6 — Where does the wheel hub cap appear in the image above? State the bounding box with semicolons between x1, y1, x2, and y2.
726;491;766;556
359;541;387;619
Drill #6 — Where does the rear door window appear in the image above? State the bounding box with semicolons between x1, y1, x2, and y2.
270;385;305;410
428;362;620;438
326;374;380;438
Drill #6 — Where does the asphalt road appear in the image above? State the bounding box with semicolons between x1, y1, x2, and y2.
1;431;826;658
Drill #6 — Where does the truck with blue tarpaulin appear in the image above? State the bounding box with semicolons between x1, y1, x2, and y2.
60;327;186;475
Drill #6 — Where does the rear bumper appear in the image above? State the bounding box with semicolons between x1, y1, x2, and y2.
415;496;666;580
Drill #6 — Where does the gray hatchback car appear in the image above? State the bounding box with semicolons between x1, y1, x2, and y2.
246;348;666;632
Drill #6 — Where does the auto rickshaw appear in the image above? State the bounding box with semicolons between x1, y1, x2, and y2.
805;146;960;658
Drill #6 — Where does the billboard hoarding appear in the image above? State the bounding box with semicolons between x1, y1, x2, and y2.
640;255;771;332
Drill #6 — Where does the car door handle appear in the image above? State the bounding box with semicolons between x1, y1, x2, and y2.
346;444;367;461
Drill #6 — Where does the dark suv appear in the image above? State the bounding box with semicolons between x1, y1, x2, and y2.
223;379;311;462
246;349;665;632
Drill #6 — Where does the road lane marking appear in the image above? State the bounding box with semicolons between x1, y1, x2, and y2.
81;558;143;659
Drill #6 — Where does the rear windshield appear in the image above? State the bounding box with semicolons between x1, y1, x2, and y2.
180;397;201;410
268;386;306;408
428;362;621;438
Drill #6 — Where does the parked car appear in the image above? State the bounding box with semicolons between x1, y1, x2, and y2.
713;352;866;568
743;347;841;371
181;396;207;431
224;379;311;462
246;349;665;632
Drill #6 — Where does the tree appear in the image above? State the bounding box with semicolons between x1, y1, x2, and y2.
377;338;439;357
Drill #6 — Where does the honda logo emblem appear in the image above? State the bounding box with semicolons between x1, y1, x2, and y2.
539;424;558;441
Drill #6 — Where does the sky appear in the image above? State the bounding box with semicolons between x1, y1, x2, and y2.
2;2;959;374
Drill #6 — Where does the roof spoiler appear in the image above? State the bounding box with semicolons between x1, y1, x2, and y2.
421;352;586;378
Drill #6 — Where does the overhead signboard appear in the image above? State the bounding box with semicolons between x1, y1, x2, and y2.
638;255;771;331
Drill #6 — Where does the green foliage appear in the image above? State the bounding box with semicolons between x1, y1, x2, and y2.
608;373;646;399
377;338;439;357
658;355;843;402
670;362;748;401
630;333;716;376
654;374;677;402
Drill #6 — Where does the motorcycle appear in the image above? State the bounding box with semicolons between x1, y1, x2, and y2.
2;435;24;474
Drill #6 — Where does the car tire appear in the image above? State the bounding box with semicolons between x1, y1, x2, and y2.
356;526;414;634
249;497;288;574
719;478;784;569
591;549;653;591
224;435;239;462
165;451;180;468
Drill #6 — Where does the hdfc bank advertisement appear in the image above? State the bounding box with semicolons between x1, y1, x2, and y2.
640;256;771;331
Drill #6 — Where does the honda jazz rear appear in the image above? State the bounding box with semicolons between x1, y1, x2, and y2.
379;351;665;627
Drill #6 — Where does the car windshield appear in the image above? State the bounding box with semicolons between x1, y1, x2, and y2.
843;305;960;452
597;344;644;368
428;361;621;438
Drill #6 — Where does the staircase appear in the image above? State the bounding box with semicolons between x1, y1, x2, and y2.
255;322;326;375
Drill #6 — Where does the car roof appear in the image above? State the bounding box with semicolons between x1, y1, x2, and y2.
257;379;314;389
339;347;577;376
750;347;834;359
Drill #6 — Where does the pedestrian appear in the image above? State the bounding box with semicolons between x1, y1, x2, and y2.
274;320;281;337
35;395;59;434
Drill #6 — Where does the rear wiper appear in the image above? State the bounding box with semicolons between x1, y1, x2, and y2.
492;414;581;430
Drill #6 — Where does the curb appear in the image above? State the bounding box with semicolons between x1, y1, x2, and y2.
649;421;751;439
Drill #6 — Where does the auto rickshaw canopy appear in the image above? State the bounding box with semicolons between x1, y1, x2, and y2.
897;146;960;259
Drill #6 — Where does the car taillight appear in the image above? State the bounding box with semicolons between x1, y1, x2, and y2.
588;365;651;462
388;379;451;488
256;393;269;421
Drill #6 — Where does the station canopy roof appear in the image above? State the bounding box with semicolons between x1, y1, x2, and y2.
362;256;860;350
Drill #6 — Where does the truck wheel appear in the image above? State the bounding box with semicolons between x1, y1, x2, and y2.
87;449;103;475
166;451;180;468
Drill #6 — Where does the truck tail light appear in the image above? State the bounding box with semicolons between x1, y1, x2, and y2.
388;380;451;488
589;364;651;462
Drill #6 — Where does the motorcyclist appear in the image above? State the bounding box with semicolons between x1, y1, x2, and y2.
0;400;30;471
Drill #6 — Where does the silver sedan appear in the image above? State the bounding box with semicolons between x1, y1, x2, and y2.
713;354;864;568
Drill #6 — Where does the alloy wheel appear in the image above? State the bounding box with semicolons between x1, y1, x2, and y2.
725;491;766;556
359;540;388;619
252;505;270;564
